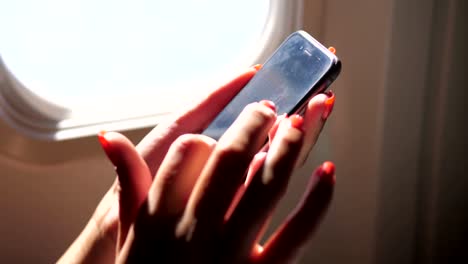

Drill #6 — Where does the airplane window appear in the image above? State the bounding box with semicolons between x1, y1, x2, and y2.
0;0;272;139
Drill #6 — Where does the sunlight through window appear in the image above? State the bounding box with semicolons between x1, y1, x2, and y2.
1;0;270;120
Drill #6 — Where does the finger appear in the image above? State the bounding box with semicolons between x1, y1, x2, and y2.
223;115;304;260
255;162;335;264
296;91;335;167
225;151;268;220
268;114;287;146
147;134;216;216
180;101;277;240
98;131;152;249
116;134;215;263
136;66;260;176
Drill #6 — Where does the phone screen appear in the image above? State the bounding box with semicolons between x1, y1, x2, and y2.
203;31;339;140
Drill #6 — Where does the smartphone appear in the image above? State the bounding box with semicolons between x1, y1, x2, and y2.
203;30;341;140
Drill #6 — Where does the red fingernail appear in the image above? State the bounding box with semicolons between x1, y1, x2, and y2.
322;90;335;120
289;114;304;131
317;161;336;184
98;131;116;165
328;46;337;55
260;100;276;112
98;130;109;150
253;64;263;70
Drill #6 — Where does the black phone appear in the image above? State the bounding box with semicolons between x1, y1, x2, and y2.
203;30;341;140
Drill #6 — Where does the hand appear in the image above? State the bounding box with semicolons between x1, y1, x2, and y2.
59;65;336;263
106;105;335;263
103;93;336;261
58;66;262;263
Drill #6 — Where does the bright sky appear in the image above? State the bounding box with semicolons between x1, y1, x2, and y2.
0;0;269;108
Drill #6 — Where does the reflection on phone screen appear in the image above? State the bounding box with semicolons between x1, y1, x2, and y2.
203;32;334;140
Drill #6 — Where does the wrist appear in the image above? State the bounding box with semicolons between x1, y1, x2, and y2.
58;218;116;264
58;185;119;263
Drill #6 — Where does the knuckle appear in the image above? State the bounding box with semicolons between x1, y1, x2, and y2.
173;134;217;155
243;102;276;123
215;140;250;161
213;140;253;170
228;102;276;139
281;128;304;147
175;133;197;143
172;133;198;150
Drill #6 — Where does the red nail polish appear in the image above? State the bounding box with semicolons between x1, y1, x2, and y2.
322;90;335;120
98;131;116;165
328;46;336;55
289;114;304;131
98;131;110;150
317;161;336;184
259;100;276;112
253;64;263;70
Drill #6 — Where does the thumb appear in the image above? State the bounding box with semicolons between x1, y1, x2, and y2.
98;131;152;249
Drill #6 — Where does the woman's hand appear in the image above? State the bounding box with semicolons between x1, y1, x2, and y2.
104;99;335;263
58;66;262;263
59;65;336;263
104;92;336;262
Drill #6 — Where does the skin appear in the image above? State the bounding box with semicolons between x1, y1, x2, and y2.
58;66;335;263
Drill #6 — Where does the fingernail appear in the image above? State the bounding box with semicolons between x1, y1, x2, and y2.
98;130;109;150
98;131;116;166
322;90;335;120
289;114;304;131
260;100;276;112
253;64;263;70
317;161;336;184
328;46;336;55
